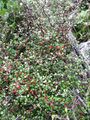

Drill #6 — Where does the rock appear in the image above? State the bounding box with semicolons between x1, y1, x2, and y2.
79;40;90;65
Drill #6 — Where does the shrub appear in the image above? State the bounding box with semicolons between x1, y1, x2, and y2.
0;0;90;119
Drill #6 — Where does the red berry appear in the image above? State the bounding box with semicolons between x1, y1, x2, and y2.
17;85;21;90
14;82;21;90
56;46;60;49
49;45;53;49
62;45;65;49
12;89;17;94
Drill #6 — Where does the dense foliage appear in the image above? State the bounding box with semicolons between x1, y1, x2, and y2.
0;0;90;120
